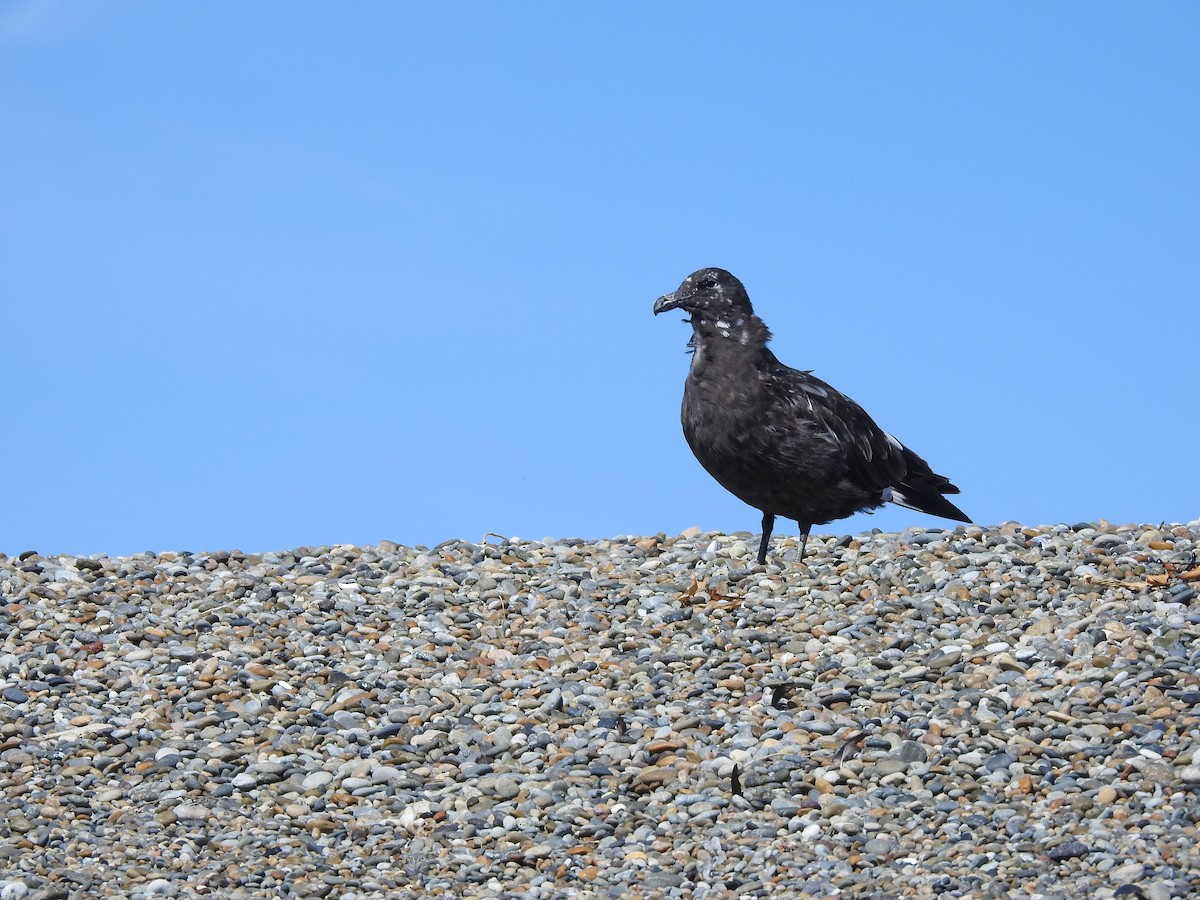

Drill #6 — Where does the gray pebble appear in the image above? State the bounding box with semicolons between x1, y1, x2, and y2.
770;796;804;818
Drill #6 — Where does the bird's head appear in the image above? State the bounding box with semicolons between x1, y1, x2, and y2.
653;268;755;321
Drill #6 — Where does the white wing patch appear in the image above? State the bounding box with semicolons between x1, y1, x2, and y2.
889;488;924;513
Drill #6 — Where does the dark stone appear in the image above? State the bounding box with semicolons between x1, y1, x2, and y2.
1047;840;1090;861
985;752;1017;772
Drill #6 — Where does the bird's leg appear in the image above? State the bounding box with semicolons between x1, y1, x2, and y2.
797;522;812;563
757;511;775;565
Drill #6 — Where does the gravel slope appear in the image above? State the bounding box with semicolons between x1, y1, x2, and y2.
1;521;1199;899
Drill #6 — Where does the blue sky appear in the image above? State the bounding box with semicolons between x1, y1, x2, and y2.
3;3;1198;557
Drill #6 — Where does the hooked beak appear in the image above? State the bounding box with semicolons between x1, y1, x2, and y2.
653;291;684;315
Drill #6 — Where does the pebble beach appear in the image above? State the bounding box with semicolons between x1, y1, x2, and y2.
2;520;1199;899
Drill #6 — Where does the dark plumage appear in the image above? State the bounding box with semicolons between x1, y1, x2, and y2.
654;267;970;565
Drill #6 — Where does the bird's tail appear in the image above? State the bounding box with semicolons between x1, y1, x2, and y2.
891;448;972;524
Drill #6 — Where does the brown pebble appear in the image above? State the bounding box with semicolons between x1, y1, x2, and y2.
995;653;1027;673
647;740;683;756
632;766;677;790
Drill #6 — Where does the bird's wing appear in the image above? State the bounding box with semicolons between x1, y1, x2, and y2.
763;356;907;492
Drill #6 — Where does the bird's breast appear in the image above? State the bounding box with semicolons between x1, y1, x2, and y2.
680;370;768;464
682;365;762;425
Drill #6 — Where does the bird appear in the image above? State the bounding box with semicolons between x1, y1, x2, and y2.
653;267;970;566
